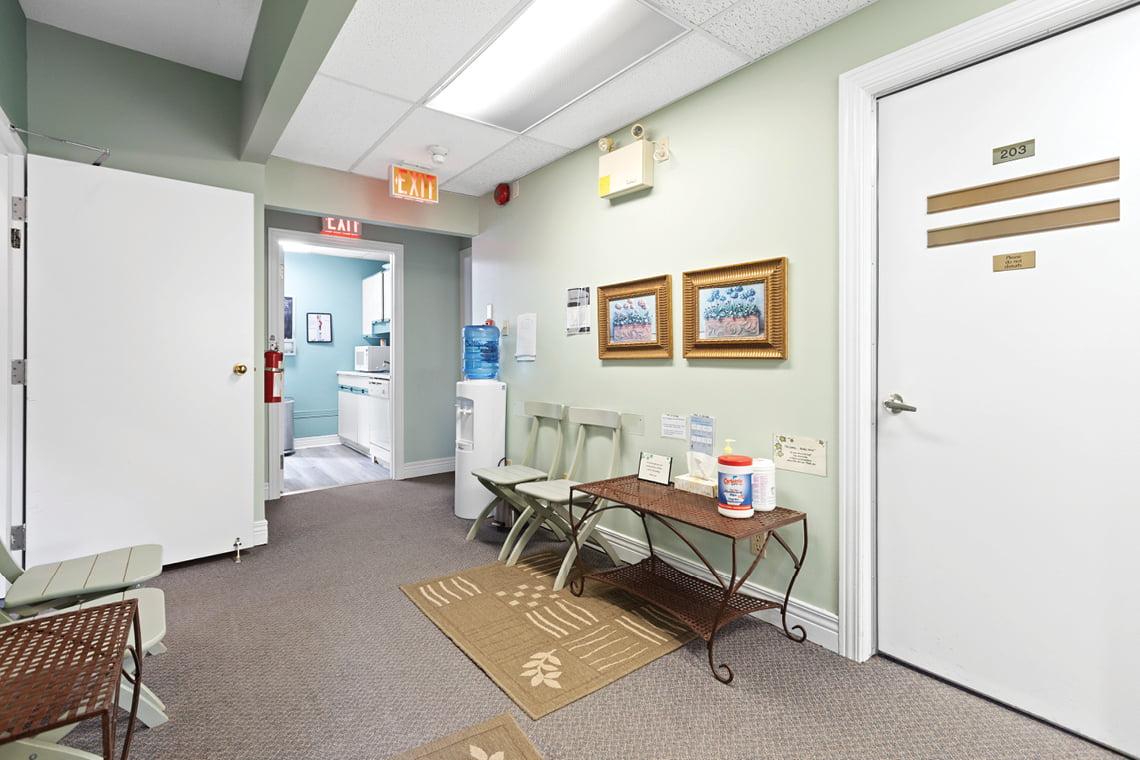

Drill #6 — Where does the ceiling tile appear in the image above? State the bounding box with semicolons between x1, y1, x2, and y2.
702;0;877;59
272;75;411;172
645;0;737;25
527;32;749;150
352;108;517;181
19;0;261;79
441;137;572;197
317;0;526;101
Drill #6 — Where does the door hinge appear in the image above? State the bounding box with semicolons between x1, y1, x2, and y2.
10;524;26;551
11;196;26;222
11;359;26;385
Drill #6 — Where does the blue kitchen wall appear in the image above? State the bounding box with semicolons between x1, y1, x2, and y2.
284;252;385;438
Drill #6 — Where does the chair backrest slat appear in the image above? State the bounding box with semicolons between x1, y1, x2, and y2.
565;407;621;482
521;401;566;477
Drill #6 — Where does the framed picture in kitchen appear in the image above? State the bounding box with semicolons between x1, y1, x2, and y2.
682;258;787;359
306;312;333;343
596;275;671;359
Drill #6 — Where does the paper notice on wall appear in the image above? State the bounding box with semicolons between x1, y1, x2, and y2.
661;414;686;440
566;286;591;334
515;313;537;361
689;414;715;455
773;435;828;476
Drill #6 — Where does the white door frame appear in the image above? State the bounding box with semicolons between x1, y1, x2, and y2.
837;0;1136;662
1;116;26;583
266;227;405;500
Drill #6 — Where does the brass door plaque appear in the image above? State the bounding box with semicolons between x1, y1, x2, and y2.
993;251;1036;272
993;139;1035;165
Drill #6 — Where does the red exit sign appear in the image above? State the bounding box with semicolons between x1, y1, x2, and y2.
321;217;362;238
389;165;439;204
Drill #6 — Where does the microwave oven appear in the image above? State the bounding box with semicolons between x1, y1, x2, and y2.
355;345;390;371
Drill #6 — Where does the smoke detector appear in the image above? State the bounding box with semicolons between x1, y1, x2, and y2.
429;145;449;165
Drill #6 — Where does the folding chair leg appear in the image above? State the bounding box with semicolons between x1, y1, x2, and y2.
464;497;500;541
551;508;624;591
119;678;169;728
498;505;535;561
505;503;555;565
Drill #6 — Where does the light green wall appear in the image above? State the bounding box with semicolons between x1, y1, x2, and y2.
266;209;469;462
0;0;26;132
472;0;1010;616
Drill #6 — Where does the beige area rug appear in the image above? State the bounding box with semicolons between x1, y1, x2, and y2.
401;551;693;719
386;714;544;760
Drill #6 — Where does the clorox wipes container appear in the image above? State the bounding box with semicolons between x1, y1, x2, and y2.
717;439;754;518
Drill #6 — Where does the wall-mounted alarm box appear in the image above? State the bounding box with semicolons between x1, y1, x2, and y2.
598;139;654;199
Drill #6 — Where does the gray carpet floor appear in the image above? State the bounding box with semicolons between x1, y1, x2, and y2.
61;474;1125;759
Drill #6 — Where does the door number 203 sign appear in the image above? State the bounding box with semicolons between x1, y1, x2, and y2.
993;139;1036;165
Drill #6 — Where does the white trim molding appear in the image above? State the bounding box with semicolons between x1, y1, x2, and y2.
294;434;340;449
399;457;455;479
252;519;269;546
595;526;839;654
837;0;1135;663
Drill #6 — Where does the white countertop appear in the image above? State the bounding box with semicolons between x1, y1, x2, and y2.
338;370;389;378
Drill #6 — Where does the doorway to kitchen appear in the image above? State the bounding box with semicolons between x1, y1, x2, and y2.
267;228;404;499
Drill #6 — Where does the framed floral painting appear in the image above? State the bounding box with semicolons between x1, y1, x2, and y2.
596;275;672;359
682;258;787;358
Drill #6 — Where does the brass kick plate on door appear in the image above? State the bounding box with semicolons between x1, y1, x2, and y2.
993;251;1036;272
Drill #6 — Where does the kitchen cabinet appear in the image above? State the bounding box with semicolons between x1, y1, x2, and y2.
367;377;391;467
362;270;390;336
337;373;371;454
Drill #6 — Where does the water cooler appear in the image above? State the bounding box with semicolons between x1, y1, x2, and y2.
454;321;505;519
454;380;506;518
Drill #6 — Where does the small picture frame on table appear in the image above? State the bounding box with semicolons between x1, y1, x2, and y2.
637;452;673;486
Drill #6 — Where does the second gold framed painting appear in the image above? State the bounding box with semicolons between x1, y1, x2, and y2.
597;275;672;359
682;258;787;359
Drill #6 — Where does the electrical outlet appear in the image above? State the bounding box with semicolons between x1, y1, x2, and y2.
749;533;769;557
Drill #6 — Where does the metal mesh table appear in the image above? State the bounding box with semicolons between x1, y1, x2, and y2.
568;475;808;683
0;599;142;760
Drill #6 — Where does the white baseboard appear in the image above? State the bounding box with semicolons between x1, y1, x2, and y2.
593;525;840;654
252;519;268;546
399;457;455;479
295;434;339;448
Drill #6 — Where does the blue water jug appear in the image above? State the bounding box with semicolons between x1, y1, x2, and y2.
462;324;500;379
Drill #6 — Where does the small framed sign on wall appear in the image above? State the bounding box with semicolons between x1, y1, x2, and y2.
307;312;332;343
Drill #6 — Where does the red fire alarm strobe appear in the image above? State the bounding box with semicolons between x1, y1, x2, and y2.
493;182;511;206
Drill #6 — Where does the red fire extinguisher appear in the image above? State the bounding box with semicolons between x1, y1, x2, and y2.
264;347;283;403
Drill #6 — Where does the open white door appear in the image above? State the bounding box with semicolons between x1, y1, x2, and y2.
25;155;255;565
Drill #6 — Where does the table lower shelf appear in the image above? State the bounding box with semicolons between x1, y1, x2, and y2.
585;555;779;642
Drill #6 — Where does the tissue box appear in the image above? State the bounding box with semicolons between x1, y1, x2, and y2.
674;474;716;498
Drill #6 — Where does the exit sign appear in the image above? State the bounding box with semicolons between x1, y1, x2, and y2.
321;217;361;238
389;165;439;204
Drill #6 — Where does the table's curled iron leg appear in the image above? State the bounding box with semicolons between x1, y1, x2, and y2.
770;518;809;642
567;491;601;597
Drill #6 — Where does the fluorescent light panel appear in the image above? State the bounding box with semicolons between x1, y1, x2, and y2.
427;0;686;133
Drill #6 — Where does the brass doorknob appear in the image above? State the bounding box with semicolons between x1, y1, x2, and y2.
233;364;248;375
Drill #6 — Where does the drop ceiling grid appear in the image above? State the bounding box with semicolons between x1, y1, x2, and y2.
272;75;413;172
353;107;518;181
526;31;750;149
316;0;528;103
441;137;573;197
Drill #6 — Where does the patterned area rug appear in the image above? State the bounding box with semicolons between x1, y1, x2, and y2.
401;551;693;719
386;714;543;760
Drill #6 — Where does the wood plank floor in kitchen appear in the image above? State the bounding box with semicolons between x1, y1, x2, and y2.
283;444;390;494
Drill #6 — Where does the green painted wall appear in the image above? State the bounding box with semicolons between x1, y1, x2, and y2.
471;0;1010;617
0;0;26;132
267;209;469;462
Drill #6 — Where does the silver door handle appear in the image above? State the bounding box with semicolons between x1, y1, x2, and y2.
883;393;917;414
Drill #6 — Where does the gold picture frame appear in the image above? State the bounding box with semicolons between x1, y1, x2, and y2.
682;258;787;359
597;275;672;359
